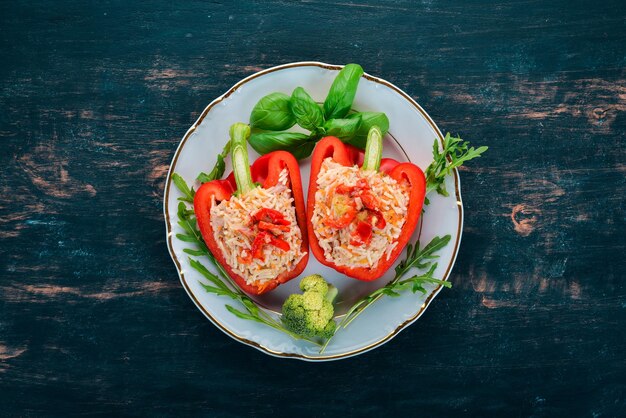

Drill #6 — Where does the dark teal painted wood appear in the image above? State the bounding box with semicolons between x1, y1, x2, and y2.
1;0;624;416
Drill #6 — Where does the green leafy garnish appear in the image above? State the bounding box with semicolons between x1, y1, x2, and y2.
346;112;389;149
172;174;322;346
245;64;387;159
290;87;324;132
342;264;450;324
425;133;488;203
175;201;210;255
323;63;364;120
323;116;362;141
386;265;452;296
250;92;296;131
320;235;452;353
172;173;194;203
197;141;230;183
286;139;318;161
249;131;317;160
394;235;451;279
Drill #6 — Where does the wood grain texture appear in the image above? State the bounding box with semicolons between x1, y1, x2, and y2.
0;0;624;416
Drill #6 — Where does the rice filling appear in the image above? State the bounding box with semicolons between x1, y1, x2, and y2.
311;158;409;269
210;169;306;286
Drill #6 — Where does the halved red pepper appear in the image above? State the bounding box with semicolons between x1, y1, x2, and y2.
307;126;426;281
194;123;309;295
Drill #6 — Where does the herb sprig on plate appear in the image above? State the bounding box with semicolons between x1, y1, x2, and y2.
196;141;231;184
174;200;323;346
319;235;452;353
248;64;390;158
425;133;488;204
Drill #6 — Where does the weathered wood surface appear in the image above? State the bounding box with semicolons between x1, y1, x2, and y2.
1;0;624;416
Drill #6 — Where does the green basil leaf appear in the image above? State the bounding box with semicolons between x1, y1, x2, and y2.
289;140;317;160
249;131;317;160
323;116;362;140
249;131;310;155
250;93;296;131
323;64;364;120
347;112;389;148
290;87;324;131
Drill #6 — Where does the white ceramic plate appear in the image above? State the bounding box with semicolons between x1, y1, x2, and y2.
164;62;463;361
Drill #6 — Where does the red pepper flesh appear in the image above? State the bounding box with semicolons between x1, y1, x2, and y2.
252;208;291;226
352;221;373;246
368;209;386;229
194;151;309;295
257;221;291;233
307;136;426;281
249;231;290;261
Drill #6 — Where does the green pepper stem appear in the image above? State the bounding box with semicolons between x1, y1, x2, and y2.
362;125;383;171
230;122;255;194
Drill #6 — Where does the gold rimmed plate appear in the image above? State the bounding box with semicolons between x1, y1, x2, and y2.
163;62;463;361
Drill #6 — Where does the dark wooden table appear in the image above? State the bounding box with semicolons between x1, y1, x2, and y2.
1;1;624;416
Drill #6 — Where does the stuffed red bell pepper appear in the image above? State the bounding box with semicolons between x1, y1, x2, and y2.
194;123;309;295
307;126;426;281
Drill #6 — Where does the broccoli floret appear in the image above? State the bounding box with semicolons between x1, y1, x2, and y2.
282;275;338;339
300;274;329;294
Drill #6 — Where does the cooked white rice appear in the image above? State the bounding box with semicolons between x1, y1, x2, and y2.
311;158;409;269
210;169;306;286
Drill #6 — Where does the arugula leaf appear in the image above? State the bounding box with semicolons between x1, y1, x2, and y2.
175;202;209;254
250;92;296;131
323;64;364;120
391;264;452;295
197;141;230;183
175;234;198;243
172;173;194;203
320;235;452;353
290;87;324;132
171;172;323;346
225;305;264;322
183;248;207;256
189;257;230;292
425;133;488;203
394;235;451;279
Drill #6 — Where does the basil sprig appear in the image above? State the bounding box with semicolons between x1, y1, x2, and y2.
248;63;389;159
